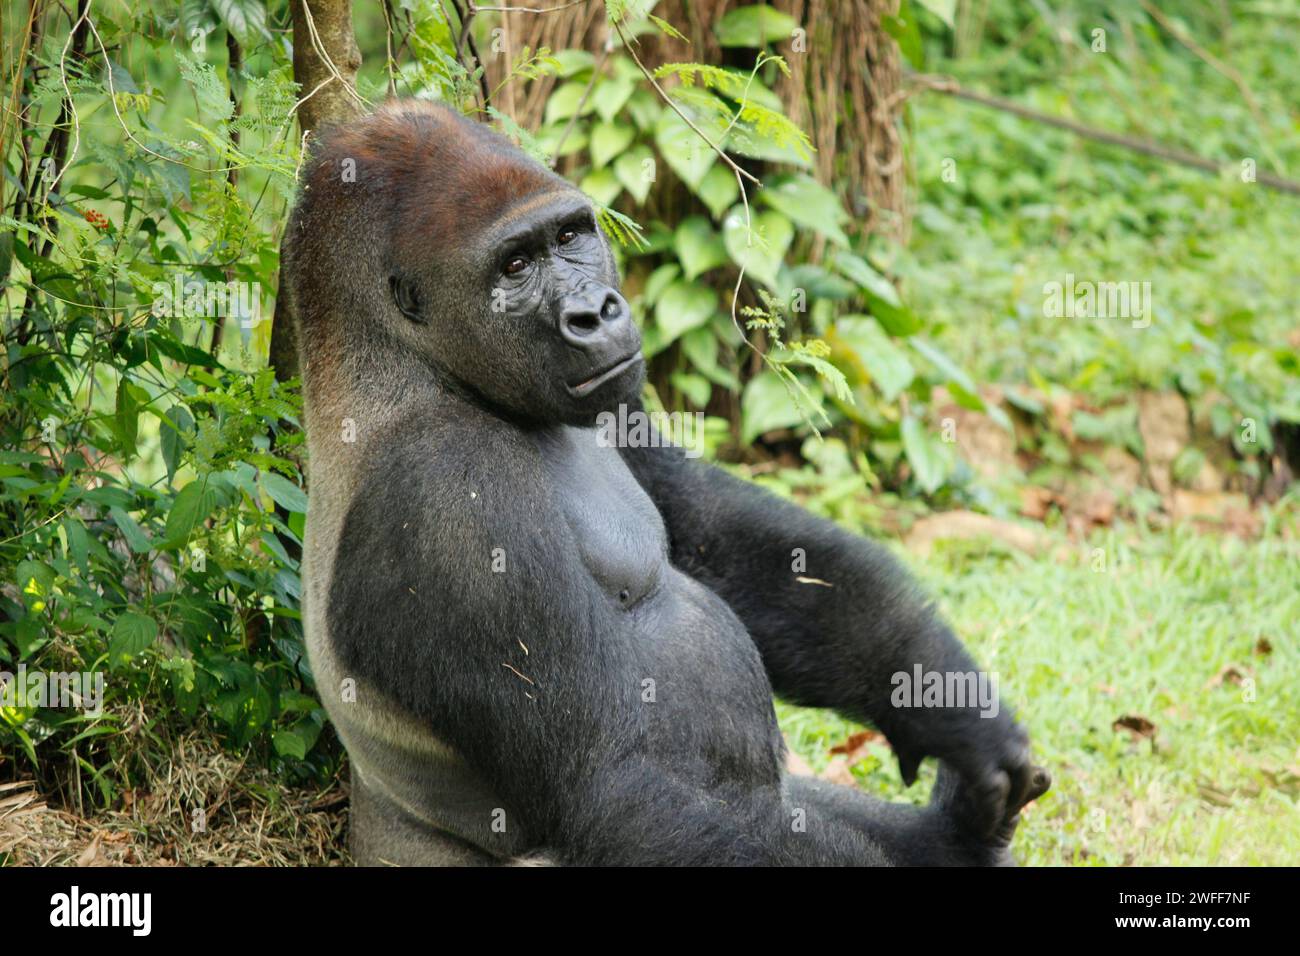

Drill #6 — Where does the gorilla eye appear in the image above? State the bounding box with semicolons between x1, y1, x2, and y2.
504;255;529;276
557;228;578;246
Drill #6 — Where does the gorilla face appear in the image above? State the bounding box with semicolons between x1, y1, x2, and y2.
486;193;644;422
392;189;643;428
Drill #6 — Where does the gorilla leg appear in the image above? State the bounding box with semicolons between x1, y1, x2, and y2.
788;763;1051;866
348;768;499;867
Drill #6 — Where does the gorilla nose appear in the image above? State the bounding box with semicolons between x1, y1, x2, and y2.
559;291;630;348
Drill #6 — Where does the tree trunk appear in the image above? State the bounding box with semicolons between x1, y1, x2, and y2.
269;0;363;382
481;0;908;240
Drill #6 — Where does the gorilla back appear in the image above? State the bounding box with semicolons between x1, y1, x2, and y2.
284;101;1047;866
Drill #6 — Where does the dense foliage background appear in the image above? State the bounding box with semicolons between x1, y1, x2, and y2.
1;0;1296;864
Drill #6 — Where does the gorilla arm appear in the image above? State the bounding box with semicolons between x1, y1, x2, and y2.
617;437;1043;840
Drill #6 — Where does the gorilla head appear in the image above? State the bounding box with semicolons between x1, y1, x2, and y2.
289;101;643;426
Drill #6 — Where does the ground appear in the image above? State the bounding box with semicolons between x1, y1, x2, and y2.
6;516;1293;866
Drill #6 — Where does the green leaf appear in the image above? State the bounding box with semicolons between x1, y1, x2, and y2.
911;338;978;394
649;13;688;42
782;263;855;301
108;611;158;668
655;280;718;346
654;110;716;190
180;0;219;41
722;103;814;166
674;216;729;280
832;253;922;336
272;729;308;760
178;54;234;123
882;7;924;69
591;76;636;123
742;370;817;444
115;379;139;454
63;517;89;573
545;81;596;124
152;331;219;367
589;120;635;168
681;326;719;376
594;203;646;249
643;263;681;308
625;89;662;131
830;316;915;401
715;5;799;47
613;145;656;204
580;167;622;206
916;0;957;28
160;404;195;482
261;472;308;514
723;207;794;290
16;560;55;611
694;164;740;220
105;60;139;95
759;174;850;247
901;414;948;494
670;371;712;408
550;50;594;77
164;480;218;545
110;506;152;554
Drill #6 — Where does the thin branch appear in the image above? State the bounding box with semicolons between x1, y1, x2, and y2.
380;0;399;98
910;72;1300;196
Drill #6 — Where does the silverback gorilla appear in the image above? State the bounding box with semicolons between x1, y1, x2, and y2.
284;100;1049;866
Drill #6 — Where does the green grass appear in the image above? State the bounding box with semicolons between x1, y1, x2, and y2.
777;512;1300;865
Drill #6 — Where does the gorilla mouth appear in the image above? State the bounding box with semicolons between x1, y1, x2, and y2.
567;353;643;398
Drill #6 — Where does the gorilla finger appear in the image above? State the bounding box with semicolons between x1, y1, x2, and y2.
1002;755;1034;820
959;770;1010;839
897;750;922;787
1026;766;1052;803
1002;766;1050;824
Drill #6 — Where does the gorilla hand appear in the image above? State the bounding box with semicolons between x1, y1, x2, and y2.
929;759;1052;865
891;706;1049;842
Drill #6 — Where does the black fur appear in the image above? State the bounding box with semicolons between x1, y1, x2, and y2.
291;101;1048;866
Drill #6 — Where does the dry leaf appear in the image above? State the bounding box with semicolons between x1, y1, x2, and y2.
1019;486;1056;520
1112;714;1157;741
75;836;104;867
829;729;882;755
1206;664;1250;689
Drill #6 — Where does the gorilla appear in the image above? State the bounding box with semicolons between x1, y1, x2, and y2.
283;100;1048;866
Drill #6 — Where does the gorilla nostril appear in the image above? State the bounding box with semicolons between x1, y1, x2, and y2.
601;296;624;321
563;312;601;336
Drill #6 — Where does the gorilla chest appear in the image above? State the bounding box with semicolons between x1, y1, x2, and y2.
535;426;667;608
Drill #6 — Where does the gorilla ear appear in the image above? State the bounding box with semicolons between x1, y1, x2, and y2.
389;274;425;324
